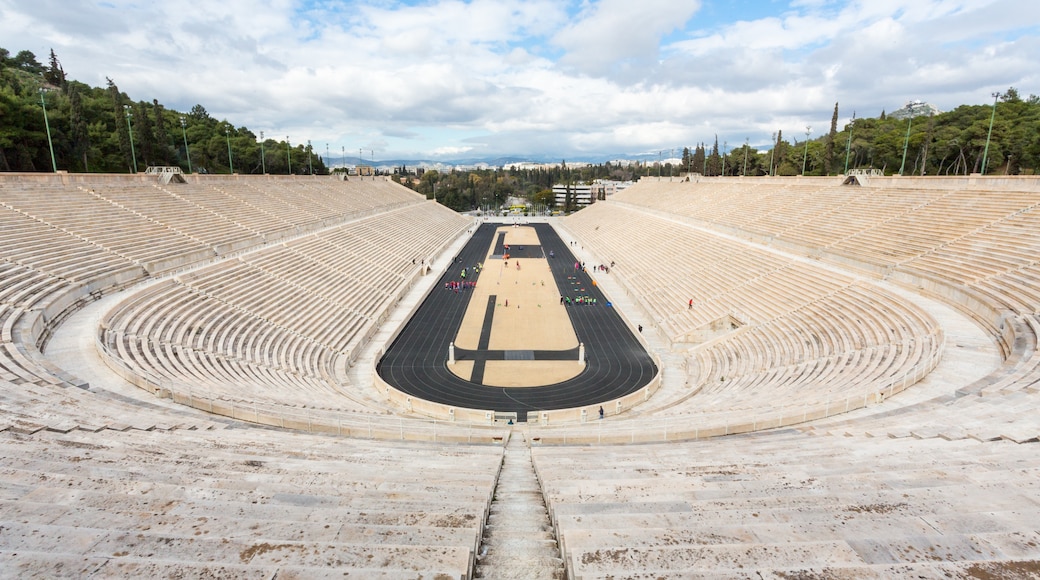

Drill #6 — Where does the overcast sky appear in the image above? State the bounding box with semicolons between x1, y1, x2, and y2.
3;0;1038;161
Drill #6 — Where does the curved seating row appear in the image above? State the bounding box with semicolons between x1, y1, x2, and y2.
614;179;1040;327
100;202;472;416
564;203;941;424
0;176;464;436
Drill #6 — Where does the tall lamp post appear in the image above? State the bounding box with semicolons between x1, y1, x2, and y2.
742;137;749;176
844;112;855;174
259;131;266;174
286;137;292;174
898;102;918;176
769;132;777;176
225;125;234;174
307;139;313;175
39;88;57;172
721;141;727;176
325;143;330;175
981;92;1000;175
802;126;812;175
124;104;138;173
180;117;192;174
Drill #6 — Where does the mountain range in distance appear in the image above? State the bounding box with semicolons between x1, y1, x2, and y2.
333;152;678;170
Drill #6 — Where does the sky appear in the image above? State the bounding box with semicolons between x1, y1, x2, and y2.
2;0;1038;162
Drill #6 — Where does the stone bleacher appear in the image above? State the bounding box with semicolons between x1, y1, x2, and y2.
0;425;503;578
5;173;1040;577
98;202;472;419
533;430;1040;577
563;201;943;427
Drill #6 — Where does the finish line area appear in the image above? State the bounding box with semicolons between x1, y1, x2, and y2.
376;222;657;422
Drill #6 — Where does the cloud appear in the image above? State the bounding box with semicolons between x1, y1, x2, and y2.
0;0;1036;159
552;0;702;79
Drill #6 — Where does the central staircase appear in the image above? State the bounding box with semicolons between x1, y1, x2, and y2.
475;432;565;579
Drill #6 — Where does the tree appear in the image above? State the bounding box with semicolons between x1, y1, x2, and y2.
106;78;133;172
12;50;43;74
44;49;65;87
707;136;721;176
825;102;838;174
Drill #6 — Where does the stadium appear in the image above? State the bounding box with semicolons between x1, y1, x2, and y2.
2;169;1040;578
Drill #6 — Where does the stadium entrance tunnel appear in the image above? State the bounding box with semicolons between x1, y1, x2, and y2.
376;222;658;422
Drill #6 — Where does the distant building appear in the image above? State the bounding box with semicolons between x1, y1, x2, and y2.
590;179;634;200
552;183;594;209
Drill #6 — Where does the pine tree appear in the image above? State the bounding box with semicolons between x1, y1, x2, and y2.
44;49;66;87
69;87;90;171
152;99;172;165
826;102;838;174
107;78;133;172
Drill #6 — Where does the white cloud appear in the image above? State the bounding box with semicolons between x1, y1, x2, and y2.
552;0;702;78
0;0;1036;159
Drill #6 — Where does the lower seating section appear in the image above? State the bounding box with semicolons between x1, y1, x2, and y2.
798;313;1040;443
533;431;1040;577
0;425;503;578
565;202;942;424
99;202;471;416
0;176;459;434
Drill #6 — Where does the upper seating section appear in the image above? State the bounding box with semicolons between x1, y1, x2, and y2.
614;178;1040;322
605;177;1040;387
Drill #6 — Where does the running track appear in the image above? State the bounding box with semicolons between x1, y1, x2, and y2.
376;222;657;422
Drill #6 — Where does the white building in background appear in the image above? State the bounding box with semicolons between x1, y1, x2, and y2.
552;183;594;208
590;179;635;199
552;180;634;209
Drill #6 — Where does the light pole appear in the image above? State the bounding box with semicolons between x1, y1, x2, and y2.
844;112;855;174
124;104;138;173
259;131;266;174
225;125;234;174
325;143;329;174
981;92;1000;175
742;138;749;176
769;132;777;176
801;126;812;175
286;136;292;174
341;146;345;173
180;116;192;173
307;139;313;175
899;102;917;176
39;88;57;172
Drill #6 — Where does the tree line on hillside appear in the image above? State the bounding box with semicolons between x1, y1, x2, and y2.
398;160;640;213
0;48;327;174
679;93;1040;178
3;46;1039;202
